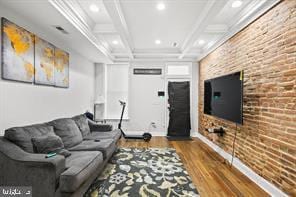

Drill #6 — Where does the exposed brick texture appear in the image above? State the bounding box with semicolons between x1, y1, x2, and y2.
198;0;296;195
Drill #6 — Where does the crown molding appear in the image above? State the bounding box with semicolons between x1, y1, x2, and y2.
49;0;280;63
49;0;114;62
198;0;281;61
180;0;216;51
93;24;117;34
205;24;229;34
103;0;134;59
179;0;228;59
66;0;95;29
114;57;196;63
112;48;201;59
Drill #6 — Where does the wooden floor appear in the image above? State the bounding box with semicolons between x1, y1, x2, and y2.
118;137;268;197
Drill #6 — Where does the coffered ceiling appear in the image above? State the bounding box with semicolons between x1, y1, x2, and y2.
0;0;280;63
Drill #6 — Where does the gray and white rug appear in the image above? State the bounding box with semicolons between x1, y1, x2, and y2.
85;148;199;197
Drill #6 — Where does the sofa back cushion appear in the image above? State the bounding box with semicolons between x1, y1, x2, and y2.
4;124;56;153
72;114;91;137
48;118;83;148
31;135;71;157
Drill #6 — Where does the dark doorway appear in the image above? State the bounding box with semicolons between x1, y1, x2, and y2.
167;81;191;140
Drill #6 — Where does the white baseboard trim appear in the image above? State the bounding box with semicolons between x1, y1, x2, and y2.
191;132;198;137
196;132;288;197
124;131;166;136
150;131;166;136
124;131;199;137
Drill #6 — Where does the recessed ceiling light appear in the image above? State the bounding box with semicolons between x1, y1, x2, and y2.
155;39;161;45
198;40;205;45
232;0;242;8
157;2;166;10
89;4;99;12
112;40;119;45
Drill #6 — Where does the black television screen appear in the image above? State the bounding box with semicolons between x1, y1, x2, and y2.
204;71;243;124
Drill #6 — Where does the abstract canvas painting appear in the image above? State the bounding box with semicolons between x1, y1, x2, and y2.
54;47;69;88
34;36;55;85
1;18;34;83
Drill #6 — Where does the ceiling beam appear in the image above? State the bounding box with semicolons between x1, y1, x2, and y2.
65;0;95;29
93;24;117;34
112;52;180;57
49;0;114;62
179;0;227;59
103;0;134;59
205;24;229;34
112;47;202;59
114;57;196;63
198;0;280;61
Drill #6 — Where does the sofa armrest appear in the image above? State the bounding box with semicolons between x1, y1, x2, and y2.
88;120;113;132
0;137;65;197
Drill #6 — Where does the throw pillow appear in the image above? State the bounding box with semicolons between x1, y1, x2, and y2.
31;135;71;157
72;114;91;137
48;118;83;148
4;124;56;153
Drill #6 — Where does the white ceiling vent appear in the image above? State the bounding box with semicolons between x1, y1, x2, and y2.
172;42;178;47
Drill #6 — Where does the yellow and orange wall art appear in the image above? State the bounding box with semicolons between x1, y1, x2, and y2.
1;18;70;88
34;36;55;85
2;18;34;83
54;48;69;88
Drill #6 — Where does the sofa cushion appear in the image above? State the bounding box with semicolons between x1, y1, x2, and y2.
72;114;91;137
88;120;113;132
4;124;56;153
60;151;103;193
84;129;122;141
68;139;116;159
48;118;83;149
31;135;71;157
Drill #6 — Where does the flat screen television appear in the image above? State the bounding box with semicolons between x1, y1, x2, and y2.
204;71;243;124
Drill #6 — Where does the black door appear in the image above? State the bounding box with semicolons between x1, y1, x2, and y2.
167;81;191;137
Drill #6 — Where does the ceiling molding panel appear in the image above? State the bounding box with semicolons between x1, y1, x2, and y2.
66;0;95;29
103;0;134;59
179;0;228;59
49;0;114;61
198;0;281;61
48;0;281;62
93;24;117;34
205;24;229;34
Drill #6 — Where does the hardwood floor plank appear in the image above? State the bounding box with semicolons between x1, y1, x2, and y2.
118;136;268;196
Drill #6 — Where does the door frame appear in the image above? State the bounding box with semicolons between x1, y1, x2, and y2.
164;62;193;136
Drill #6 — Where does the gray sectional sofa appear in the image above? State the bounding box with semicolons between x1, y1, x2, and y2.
0;114;121;197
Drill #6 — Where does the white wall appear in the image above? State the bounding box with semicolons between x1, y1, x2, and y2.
101;61;199;137
94;63;106;121
106;64;129;119
0;5;95;135
128;63;166;135
191;62;199;136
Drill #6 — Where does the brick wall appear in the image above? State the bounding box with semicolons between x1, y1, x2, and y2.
198;0;295;195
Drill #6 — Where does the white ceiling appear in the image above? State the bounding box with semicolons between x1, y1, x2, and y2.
78;0;112;24
0;0;280;63
0;0;111;63
121;0;208;49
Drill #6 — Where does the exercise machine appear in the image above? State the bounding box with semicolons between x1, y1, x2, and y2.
118;100;152;142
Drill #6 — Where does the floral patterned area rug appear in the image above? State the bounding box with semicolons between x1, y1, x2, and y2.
85;148;199;197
